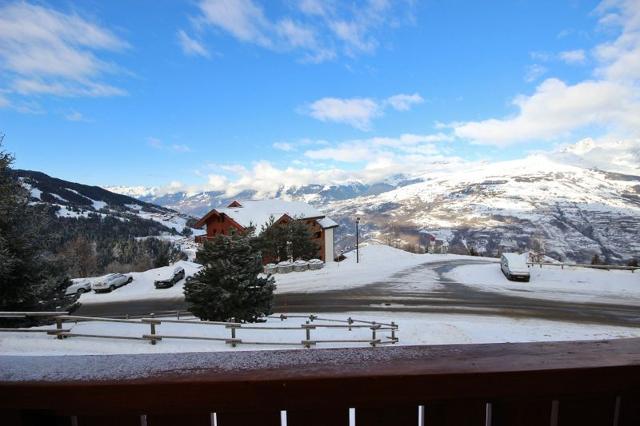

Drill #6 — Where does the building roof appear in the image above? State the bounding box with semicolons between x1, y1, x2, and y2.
317;217;338;229
198;199;332;232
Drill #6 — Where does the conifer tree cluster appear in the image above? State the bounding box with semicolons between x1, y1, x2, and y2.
256;215;320;262
0;136;77;324
184;232;275;322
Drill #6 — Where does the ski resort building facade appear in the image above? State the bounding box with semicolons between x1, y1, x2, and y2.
194;200;338;262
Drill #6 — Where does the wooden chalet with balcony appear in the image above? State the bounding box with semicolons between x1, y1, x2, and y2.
194;199;338;262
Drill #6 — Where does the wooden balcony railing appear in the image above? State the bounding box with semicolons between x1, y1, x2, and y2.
1;338;639;425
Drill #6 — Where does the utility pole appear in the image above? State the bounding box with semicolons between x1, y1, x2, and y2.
356;217;360;263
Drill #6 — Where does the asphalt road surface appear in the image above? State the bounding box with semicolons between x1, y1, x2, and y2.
76;260;640;328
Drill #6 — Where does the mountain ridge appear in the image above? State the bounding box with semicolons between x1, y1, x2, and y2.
105;157;640;264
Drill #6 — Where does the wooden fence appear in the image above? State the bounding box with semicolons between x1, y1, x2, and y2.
0;312;398;348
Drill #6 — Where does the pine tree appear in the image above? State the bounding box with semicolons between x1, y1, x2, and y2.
185;233;275;322
0;136;77;325
287;218;320;260
257;215;288;261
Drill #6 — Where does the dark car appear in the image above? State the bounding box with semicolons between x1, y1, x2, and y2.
154;266;185;289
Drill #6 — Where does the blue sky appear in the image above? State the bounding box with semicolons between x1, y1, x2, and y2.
1;0;639;195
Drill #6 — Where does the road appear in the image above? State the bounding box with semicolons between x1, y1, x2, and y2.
76;260;640;328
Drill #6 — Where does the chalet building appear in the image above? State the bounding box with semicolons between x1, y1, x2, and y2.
194;200;338;262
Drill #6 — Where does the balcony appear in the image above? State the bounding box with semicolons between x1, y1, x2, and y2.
1;338;639;425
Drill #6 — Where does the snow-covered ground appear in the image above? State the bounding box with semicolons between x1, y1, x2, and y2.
78;260;202;304
447;263;640;305
77;245;484;303
275;244;493;294
1;311;637;356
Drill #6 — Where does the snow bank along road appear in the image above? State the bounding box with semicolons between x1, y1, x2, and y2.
75;245;640;329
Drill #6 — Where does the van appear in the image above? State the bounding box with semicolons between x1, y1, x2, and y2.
501;253;530;282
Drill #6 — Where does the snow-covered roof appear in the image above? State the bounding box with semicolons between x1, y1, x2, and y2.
212;200;329;231
317;217;338;229
502;252;528;267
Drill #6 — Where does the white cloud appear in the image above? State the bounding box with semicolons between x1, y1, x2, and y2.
147;138;192;153
171;144;192;153
306;97;381;130
453;78;639;145
385;93;424;111
0;2;128;101
452;0;640;146
147;137;164;149
177;30;210;57
524;64;547;82
552;136;640;175
593;0;640;82
64;111;86;122
559;49;586;64
197;0;272;46
304;133;452;162
191;0;414;62
273;142;295;151
304;92;424;130
298;0;329;17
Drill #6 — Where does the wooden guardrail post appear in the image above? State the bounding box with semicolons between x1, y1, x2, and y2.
305;321;311;348
370;322;380;347
391;322;397;343
149;313;157;345
55;317;63;340
226;325;239;347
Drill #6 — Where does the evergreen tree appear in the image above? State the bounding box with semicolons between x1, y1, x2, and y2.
0;136;77;325
287;218;320;260
185;233;275;322
256;215;320;262
257;215;288;261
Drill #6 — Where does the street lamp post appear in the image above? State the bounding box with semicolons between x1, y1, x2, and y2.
356;217;360;264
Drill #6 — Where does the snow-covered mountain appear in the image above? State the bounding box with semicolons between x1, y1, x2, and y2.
108;157;640;264
15;169;197;234
326;157;640;263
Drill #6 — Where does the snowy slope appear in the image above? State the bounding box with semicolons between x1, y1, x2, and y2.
15;169;202;235
325;157;640;263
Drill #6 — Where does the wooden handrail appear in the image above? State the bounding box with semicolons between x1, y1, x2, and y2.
1;338;639;425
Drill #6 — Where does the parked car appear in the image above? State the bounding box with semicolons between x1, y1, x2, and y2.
500;253;530;282
65;279;92;296
154;266;185;289
92;273;133;293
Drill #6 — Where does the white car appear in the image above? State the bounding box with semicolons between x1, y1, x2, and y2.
500;253;531;282
65;280;92;296
92;273;133;293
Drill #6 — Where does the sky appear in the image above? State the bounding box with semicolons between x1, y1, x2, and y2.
1;0;639;196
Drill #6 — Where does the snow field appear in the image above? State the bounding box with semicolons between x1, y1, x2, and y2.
446;263;640;305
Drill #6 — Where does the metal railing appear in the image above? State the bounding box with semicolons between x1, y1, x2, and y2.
527;261;638;272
